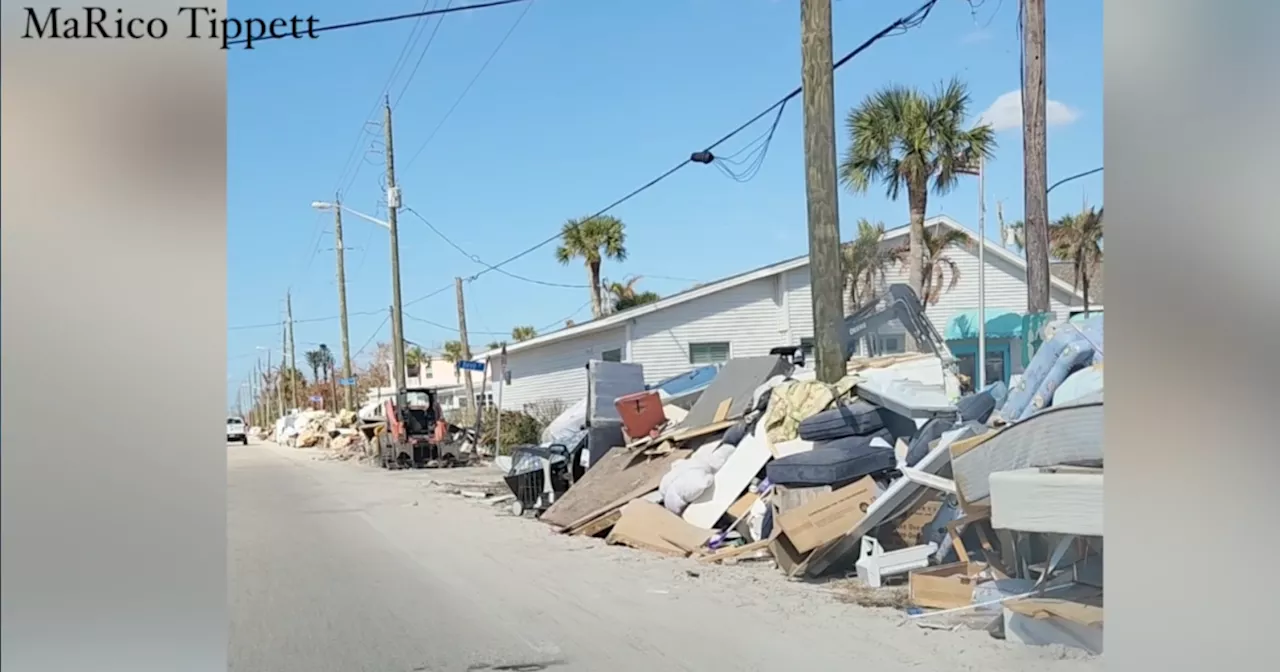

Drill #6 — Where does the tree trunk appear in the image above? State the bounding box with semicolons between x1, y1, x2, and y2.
906;183;928;351
1078;254;1091;316
587;261;603;319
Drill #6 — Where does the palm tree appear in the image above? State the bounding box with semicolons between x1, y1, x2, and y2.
554;215;628;319
442;340;464;383
839;78;995;317
304;349;323;383
915;225;970;310
840;219;905;309
317;344;333;382
405;345;428;377
511;325;537;342
605;276;661;312
486;340;505;351
1048;205;1104;314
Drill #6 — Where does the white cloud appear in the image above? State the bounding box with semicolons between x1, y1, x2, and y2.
976;90;1080;132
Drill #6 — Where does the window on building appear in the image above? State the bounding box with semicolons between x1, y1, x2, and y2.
600;348;623;363
876;334;905;355
689;341;731;365
956;353;1007;392
799;337;814;358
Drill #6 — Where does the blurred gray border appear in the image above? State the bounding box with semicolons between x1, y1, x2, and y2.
1107;0;1279;669
2;3;228;671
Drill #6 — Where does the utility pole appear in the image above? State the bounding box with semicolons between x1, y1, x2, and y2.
800;0;845;383
1021;0;1051;314
254;357;264;424
383;96;407;393
287;292;299;411
455;277;477;417
248;368;257;427
269;347;281;421
333;195;355;411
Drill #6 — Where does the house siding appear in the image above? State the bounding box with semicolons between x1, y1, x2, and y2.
629;276;785;385
497;327;627;410
780;237;1073;356
484;217;1084;410
870;237;1075;336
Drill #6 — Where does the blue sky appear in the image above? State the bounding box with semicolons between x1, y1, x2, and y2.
227;0;1101;405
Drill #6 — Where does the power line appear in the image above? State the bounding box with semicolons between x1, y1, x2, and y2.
392;0;455;109
354;313;392;360
226;0;533;47
235;0;941;333
538;300;592;333
228;309;385;332
402;0;536;172
404;310;510;335
402;207;589;288
455;0;942;288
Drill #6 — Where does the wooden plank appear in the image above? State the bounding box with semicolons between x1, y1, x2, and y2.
698;537;774;564
569;508;623;537
540;444;689;530
712;397;734;422
682;423;774;529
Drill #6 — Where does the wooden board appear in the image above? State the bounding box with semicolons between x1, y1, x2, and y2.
681;422;774;529
540;443;690;531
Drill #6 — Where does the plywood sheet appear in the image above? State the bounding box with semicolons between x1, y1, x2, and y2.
682;422;774;529
540;444;690;531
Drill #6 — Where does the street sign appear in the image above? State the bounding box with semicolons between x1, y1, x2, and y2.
457;360;485;372
308;395;323;403
337;377;357;386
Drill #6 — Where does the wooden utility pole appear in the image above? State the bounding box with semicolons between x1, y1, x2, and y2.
269;347;281;420
332;195;355;411
800;0;846;383
1021;0;1051;313
249;362;258;427
455;277;477;417
287;292;299;411
383;97;408;393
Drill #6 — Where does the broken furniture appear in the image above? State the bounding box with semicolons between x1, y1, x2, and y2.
855;536;937;588
503;443;582;517
950;395;1103;508
677;355;793;431
989;466;1103;537
583;360;646;466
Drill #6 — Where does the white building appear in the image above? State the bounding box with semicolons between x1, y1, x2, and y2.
476;215;1089;411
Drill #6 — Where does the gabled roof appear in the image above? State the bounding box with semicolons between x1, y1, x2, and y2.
477;215;1085;359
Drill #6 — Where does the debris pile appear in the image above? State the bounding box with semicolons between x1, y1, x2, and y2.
495;312;1104;656
271;408;369;458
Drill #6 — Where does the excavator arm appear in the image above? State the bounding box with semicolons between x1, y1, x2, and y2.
843;284;954;364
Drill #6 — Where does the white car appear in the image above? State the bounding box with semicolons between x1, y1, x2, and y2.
227;417;249;445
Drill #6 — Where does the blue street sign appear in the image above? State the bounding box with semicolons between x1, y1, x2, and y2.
338;377;357;386
308;395;323;403
457;360;485;372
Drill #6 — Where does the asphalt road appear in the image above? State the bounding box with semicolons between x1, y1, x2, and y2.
229;441;1101;672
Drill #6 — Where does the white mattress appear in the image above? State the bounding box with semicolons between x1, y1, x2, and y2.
989;468;1103;536
951;398;1103;505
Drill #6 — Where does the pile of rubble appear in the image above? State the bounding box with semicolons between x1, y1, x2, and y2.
273;408;368;460
498;314;1104;655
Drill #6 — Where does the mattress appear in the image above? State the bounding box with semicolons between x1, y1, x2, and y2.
951;398;1103;506
989;467;1104;536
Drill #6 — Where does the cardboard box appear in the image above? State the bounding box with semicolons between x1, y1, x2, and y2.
882;494;943;548
908;561;988;610
776;476;878;554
